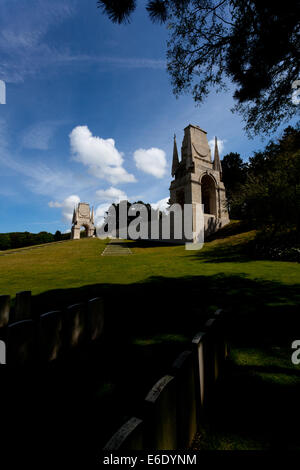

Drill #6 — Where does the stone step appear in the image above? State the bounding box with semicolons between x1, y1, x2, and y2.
101;240;133;256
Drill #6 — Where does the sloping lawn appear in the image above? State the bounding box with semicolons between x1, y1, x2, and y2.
1;229;300;451
0;230;299;300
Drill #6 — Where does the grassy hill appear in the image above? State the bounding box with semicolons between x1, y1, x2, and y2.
1;224;299;304
1;228;300;450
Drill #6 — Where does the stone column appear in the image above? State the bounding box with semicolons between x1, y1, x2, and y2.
7;319;35;366
14;291;31;322
192;331;210;411
38;311;63;362
0;295;10;328
65;303;86;350
171;350;197;447
144;375;177;450
72;226;80;240
87;297;104;342
103;417;144;450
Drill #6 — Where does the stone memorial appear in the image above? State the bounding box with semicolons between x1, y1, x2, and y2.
71;203;95;240
65;303;86;349
7;319;35;366
169;125;229;237
0;295;10;328
205;317;224;382
171;350;197;448
38;310;63;362
144;374;177;450
14;291;31;322
213;308;229;359
103;417;144;450
87;297;104;342
192;331;209;409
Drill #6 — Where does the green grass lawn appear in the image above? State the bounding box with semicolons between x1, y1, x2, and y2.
1;226;300;450
1;227;299;299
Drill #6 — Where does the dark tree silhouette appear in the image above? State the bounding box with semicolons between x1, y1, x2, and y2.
230;125;300;236
97;0;300;134
222;152;247;196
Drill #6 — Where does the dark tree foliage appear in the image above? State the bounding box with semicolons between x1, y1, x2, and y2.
0;230;70;251
97;0;137;24
97;0;300;134
0;234;11;250
222;152;247;195
230;125;300;239
54;230;62;241
221;152;247;217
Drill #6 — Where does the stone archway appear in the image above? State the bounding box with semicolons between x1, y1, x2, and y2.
71;203;95;240
201;174;217;216
80;225;89;238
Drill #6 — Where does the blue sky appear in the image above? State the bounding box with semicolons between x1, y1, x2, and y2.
0;0;297;233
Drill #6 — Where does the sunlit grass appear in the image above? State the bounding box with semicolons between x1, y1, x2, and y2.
1;229;300;450
1;229;299;301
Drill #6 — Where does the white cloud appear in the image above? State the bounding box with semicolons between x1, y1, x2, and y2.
208;138;226;157
151;197;169;213
134;147;167;178
96;186;127;202
94;187;129;228
94;203;111;227
70;126;136;185
0;118;95;210
48;194;80;222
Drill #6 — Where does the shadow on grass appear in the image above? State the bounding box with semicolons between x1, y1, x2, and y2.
2;272;300;460
30;273;300;346
196;357;300;450
205;220;254;242
191;238;254;263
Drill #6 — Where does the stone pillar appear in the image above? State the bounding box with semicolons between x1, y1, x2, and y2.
38;311;63;362
7;319;35;366
204;317;225;383
87;226;94;237
171;350;197;448
0;338;5;364
14;291;31;322
213;308;229;359
87;297;104;342
0;295;10;328
71;226;80;240
103;417;144;450
192;331;210;411
65;303;86;350
144;375;177;450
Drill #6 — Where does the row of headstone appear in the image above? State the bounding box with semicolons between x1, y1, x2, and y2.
0;295;12;328
0;293;104;366
103;309;228;451
0;291;32;327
